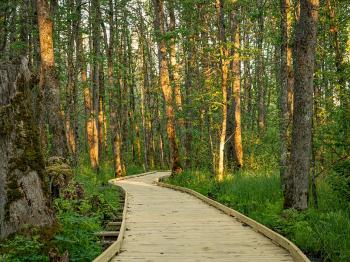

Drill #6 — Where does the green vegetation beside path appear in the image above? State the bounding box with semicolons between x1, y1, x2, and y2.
167;170;350;262
0;161;131;262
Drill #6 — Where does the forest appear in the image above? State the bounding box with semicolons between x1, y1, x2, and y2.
0;0;349;261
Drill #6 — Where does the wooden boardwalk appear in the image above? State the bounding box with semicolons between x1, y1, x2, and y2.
111;172;295;262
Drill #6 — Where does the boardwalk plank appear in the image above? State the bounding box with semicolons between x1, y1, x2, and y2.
111;172;295;262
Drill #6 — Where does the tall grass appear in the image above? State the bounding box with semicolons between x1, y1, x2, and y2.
168;170;350;261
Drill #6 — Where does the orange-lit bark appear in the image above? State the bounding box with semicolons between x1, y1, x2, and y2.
84;85;99;170
216;0;229;181
107;0;122;177
153;0;182;175
75;0;99;169
168;0;184;125
230;8;243;168
37;0;68;157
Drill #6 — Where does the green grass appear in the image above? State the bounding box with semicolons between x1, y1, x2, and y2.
167;170;350;262
126;164;145;176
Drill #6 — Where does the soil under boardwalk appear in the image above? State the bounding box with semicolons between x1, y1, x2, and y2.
111;171;294;262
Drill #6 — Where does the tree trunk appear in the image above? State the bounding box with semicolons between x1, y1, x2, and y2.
284;0;319;210
107;0;123;177
37;0;68;158
257;0;265;132
91;0;104;164
168;0;184;129
76;0;99;170
326;0;346;103
216;0;229;181
227;6;243;169
0;58;54;240
279;0;294;192
65;0;77;165
153;0;182;175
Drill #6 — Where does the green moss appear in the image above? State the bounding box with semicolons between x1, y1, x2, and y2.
6;91;45;176
46;164;73;179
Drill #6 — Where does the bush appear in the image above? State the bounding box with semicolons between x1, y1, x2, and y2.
54;212;102;261
0;235;48;262
328;160;350;201
0;161;121;262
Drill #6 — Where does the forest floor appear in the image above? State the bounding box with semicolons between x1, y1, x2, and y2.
0;161;143;262
167;169;350;262
112;171;294;262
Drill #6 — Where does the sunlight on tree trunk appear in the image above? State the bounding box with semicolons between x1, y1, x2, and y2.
153;0;182;175
37;0;68;157
216;0;229;181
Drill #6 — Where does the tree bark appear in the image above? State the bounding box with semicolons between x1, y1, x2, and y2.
257;0;265;132
279;0;293;192
227;6;243;169
65;0;77;164
37;0;68;158
0;58;54;240
75;0;98;169
284;0;319;210
153;0;182;175
168;0;184;128
107;0;123;177
216;0;229;181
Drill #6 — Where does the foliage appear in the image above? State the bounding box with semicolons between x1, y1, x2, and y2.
328;160;350;202
0;161;121;261
168;170;350;262
54;212;102;261
0;235;48;262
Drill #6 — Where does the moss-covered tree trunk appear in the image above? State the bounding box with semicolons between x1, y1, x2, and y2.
0;58;54;240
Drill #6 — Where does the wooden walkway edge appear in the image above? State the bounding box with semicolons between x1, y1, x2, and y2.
96;171;309;262
155;174;310;262
93;172;156;262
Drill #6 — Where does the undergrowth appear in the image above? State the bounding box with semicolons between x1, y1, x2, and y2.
168;169;350;262
0;160;134;261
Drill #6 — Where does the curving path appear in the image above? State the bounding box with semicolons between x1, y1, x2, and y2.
111;172;294;262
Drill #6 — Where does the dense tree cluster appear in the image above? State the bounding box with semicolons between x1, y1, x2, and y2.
0;0;349;238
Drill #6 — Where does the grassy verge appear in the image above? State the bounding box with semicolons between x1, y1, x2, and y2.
167;170;350;262
0;161;126;262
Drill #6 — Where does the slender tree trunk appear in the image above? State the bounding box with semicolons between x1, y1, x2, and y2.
37;0;68;158
284;0;319;210
257;0;265;132
77;0;99;169
326;0;346;103
216;0;229;181
279;0;294;192
153;0;182;175
106;0;122;177
168;0;184;128
65;0;77;164
227;6;243;169
91;0;101;167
